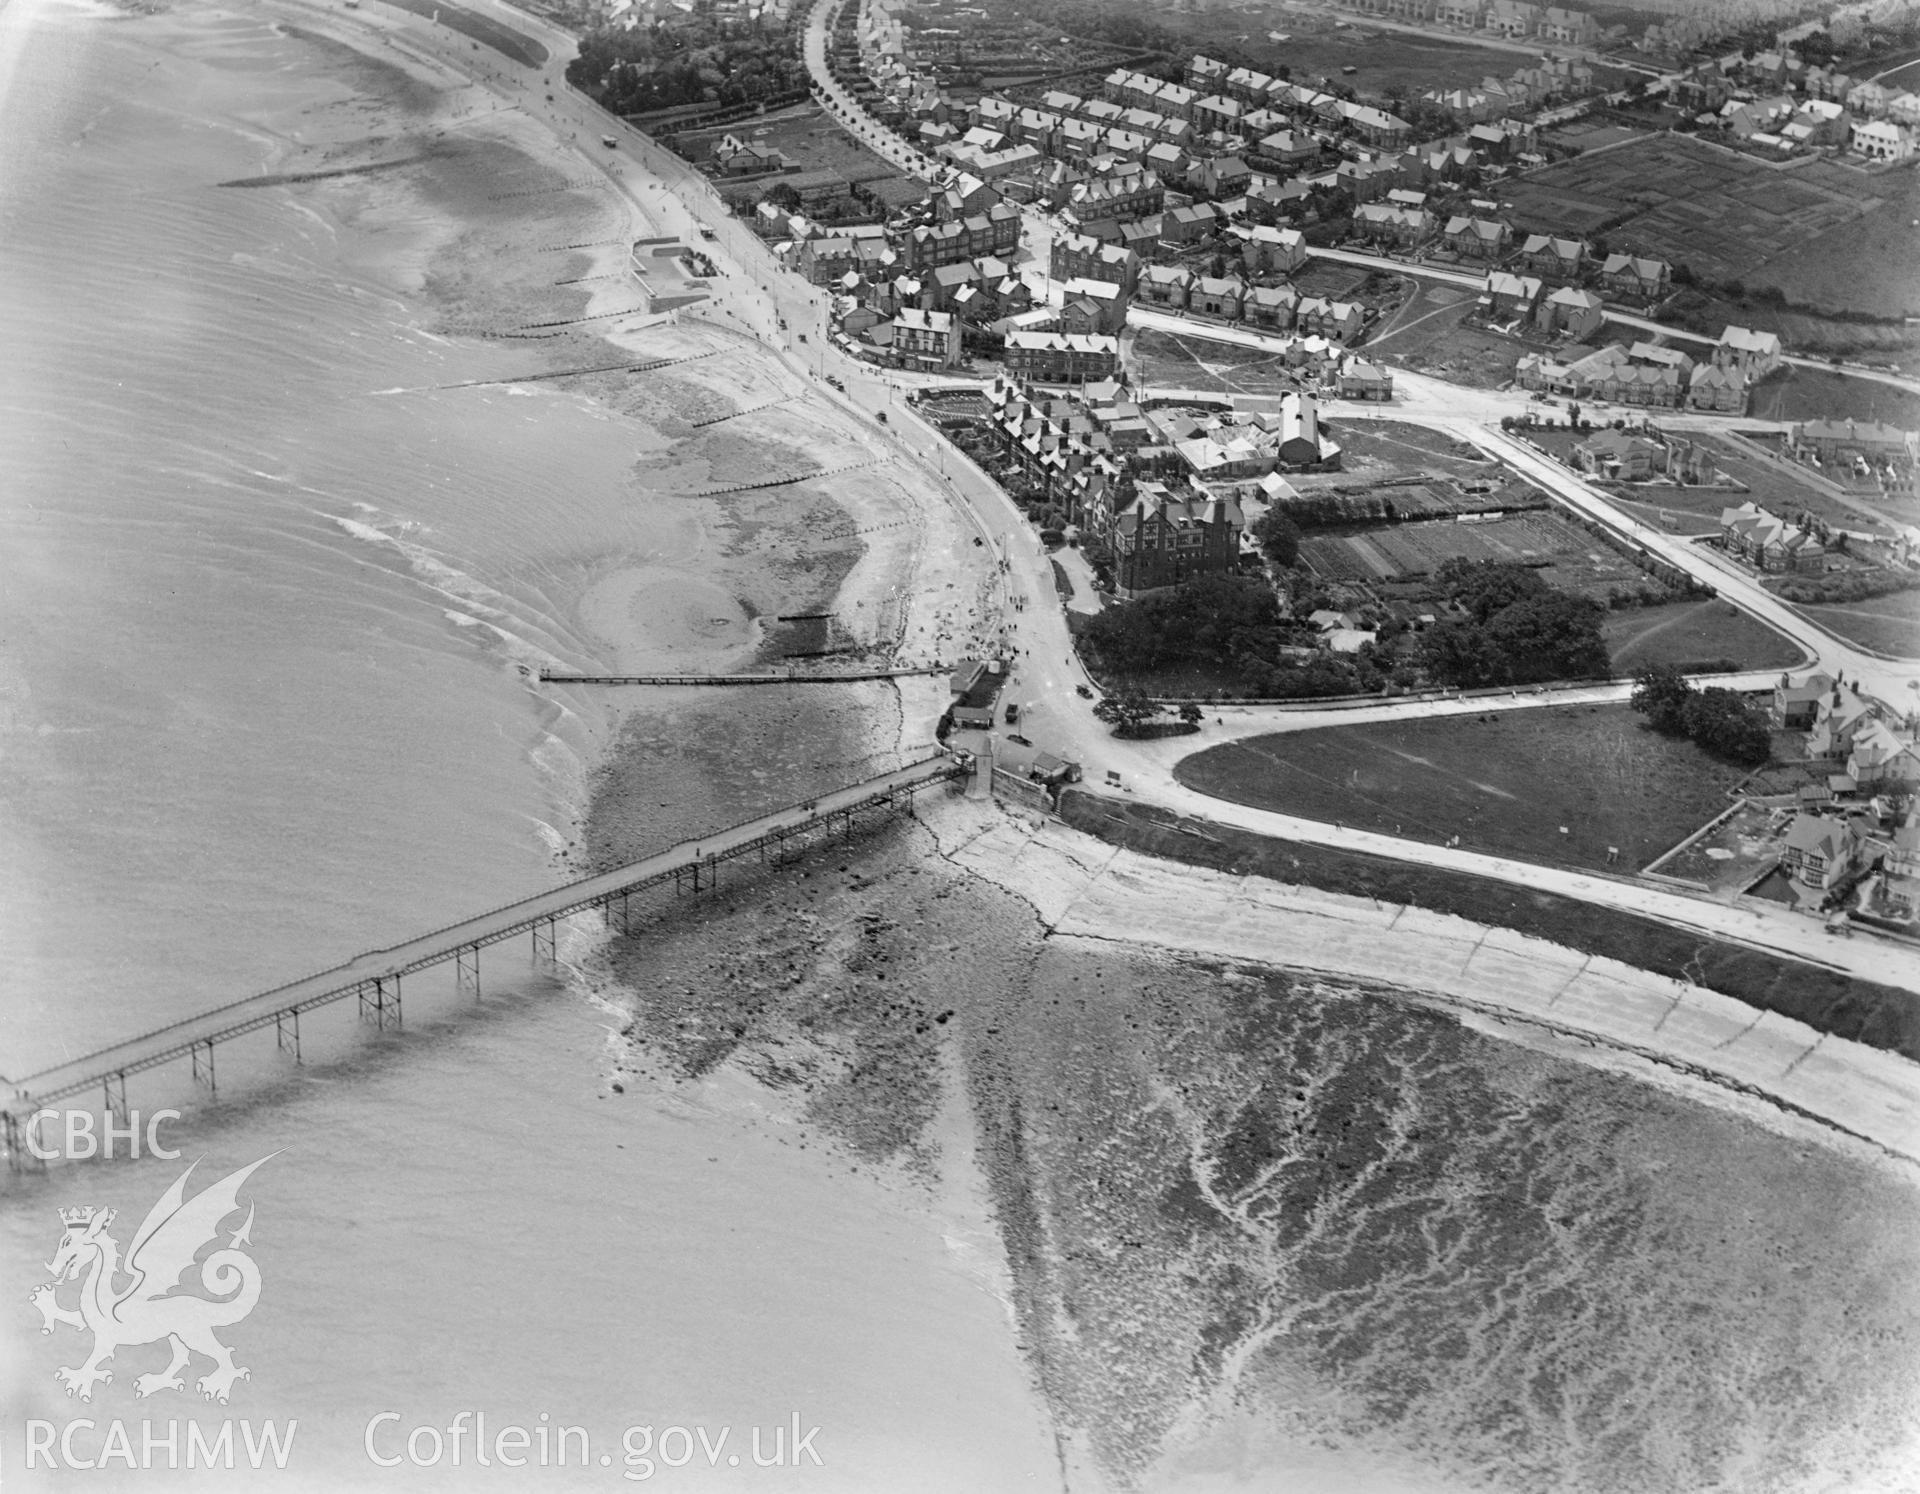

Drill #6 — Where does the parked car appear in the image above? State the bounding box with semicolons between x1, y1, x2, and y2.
1007;734;1033;747
1075;684;1092;699
1005;702;1020;724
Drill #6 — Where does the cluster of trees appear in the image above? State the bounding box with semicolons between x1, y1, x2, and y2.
569;18;806;114
1630;664;1773;766
1079;574;1386;698
1417;560;1610;688
1092;688;1202;737
1253;509;1301;569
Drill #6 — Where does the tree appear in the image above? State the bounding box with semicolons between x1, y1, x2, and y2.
1254;509;1302;569
1630;662;1694;734
1178;701;1204;727
1681;688;1772;765
1434;558;1549;624
1093;685;1164;738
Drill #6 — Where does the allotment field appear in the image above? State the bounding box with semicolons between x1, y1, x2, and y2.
1502;136;1898;313
1173;703;1752;873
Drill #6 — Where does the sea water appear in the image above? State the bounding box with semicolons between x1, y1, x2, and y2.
0;3;1061;1487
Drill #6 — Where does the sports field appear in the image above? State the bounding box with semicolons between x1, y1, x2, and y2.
1299;511;1655;599
1173;704;1752;873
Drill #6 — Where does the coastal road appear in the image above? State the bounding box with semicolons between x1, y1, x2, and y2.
336;0;1920;997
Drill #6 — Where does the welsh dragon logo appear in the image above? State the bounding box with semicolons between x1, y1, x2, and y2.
29;1154;276;1405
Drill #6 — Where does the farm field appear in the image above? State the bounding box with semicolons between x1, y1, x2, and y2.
1501;136;1887;295
1173;703;1752;873
1798;591;1920;659
1601;598;1807;673
1746;162;1920;318
1299;510;1656;599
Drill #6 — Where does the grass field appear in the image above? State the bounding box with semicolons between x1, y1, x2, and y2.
1173;704;1752;873
1370;305;1534;389
1799;592;1920;659
1749;364;1920;432
1687;433;1897;534
1601;598;1807;673
1501;136;1887;298
1333;419;1497;479
1182;10;1542;100
1062;788;1920;1061
1133;329;1305;397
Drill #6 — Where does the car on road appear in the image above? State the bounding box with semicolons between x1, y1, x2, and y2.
1006;734;1033;748
1075;684;1092;699
601;135;618;149
826;375;845;390
1004;702;1019;724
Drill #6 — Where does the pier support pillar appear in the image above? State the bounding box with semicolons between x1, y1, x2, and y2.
104;1072;129;1127
4;1112;47;1174
277;1010;302;1063
457;946;482;1001
532;917;557;970
359;977;401;1031
191;1041;216;1094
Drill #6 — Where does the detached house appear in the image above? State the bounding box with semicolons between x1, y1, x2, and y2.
1781;813;1866;892
1140;264;1194;310
1775;671;1836;729
1601;254;1670;302
1809;687;1878;761
1354;202;1435;249
1719;502;1825;571
1715;325;1782;380
1444;215;1510;260
1241;224;1308;274
1688;362;1748;414
1537;285;1604;340
1847;719;1920;785
1245;283;1299;330
1483;270;1544;320
1189;275;1247;321
1521;234;1587;281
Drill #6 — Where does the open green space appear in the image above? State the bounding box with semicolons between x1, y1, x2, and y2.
1061;789;1920;1064
1172;703;1751;873
1749;364;1920;432
1180;11;1540;100
1799;591;1920;659
1334;419;1496;479
1132;329;1304;397
1601;598;1806;673
1371;309;1535;390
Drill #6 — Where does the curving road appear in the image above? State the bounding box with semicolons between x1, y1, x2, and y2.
319;0;1920;998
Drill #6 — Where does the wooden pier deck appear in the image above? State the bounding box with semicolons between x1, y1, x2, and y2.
538;664;949;686
3;755;967;1146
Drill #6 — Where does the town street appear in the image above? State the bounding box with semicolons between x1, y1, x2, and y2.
336;0;1920;1003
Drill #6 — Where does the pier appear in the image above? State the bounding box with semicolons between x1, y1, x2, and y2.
538;664;948;686
3;755;969;1162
